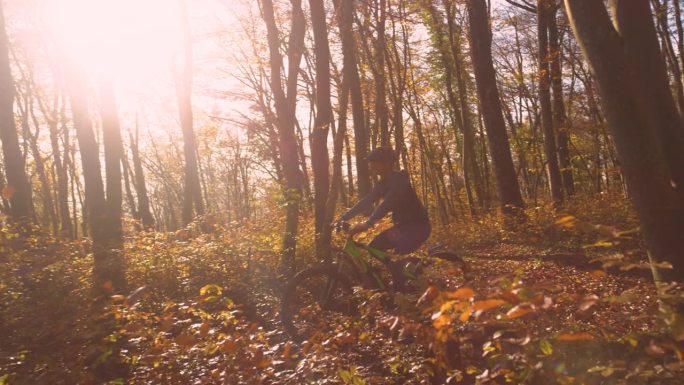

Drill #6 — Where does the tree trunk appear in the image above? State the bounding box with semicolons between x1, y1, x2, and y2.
309;0;333;260
548;6;575;196
0;2;32;221
130;120;155;229
177;0;204;227
66;66;125;294
565;0;684;329
465;0;525;215
261;0;305;274
337;0;371;197
537;0;564;205
99;80;124;250
375;0;389;146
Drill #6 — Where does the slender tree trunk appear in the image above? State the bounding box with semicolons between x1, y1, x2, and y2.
336;0;371;197
261;0;305;273
652;0;684;115
51;96;73;237
0;166;10;214
99;80;124;251
0;3;32;221
424;1;479;217
177;0;204;227
537;0;564;205
375;0;389;146
130;120;155;229
465;0;525;215
19;94;56;232
309;0;333;260
548;6;575;196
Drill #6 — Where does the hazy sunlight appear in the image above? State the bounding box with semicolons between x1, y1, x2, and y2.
47;0;183;85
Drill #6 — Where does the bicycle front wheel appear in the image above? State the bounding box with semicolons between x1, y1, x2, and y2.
281;264;355;341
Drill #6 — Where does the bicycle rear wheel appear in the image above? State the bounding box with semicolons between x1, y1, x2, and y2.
281;264;355;341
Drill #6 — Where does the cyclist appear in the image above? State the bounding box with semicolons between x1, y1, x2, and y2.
335;146;431;289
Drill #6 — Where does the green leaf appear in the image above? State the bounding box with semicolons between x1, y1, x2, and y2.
540;338;553;356
338;368;352;384
199;284;222;296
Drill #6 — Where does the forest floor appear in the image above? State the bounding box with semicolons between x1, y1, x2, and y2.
2;198;684;384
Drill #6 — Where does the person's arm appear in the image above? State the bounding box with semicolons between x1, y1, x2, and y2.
339;185;381;222
363;171;410;227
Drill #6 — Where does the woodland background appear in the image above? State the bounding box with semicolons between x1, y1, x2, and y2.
1;0;683;384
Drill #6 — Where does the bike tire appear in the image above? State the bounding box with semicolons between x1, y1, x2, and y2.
281;264;355;341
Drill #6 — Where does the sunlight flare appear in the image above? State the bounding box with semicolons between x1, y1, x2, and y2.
46;0;183;84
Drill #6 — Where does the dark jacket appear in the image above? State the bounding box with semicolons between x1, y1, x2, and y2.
340;170;429;227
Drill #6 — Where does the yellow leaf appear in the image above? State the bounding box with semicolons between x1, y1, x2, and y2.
472;299;506;312
200;284;222;297
554;215;576;228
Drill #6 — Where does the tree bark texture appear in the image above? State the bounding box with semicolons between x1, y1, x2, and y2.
465;0;525;214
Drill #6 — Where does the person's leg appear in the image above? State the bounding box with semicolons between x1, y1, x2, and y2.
392;221;432;255
368;228;395;253
367;227;406;290
384;221;431;291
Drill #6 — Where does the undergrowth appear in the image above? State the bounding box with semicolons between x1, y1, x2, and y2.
1;193;682;384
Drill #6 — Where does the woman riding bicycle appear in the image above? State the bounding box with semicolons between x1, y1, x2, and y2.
335;146;431;288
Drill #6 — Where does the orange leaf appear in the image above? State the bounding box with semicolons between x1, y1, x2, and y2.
199;322;210;338
221;339;238;353
557;332;595;341
506;303;535;319
472;299;506;312
590;270;606;279
445;287;475;300
433;314;452;329
459;306;473;322
282;342;293;361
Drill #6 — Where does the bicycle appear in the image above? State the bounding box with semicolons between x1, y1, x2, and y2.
280;221;467;341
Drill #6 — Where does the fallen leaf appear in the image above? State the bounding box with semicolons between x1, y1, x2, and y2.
175;333;197;349
445;287;475;300
472;299;506;312
557;332;595;341
506;303;535;319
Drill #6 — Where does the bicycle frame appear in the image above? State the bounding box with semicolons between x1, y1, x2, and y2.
335;238;393;290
